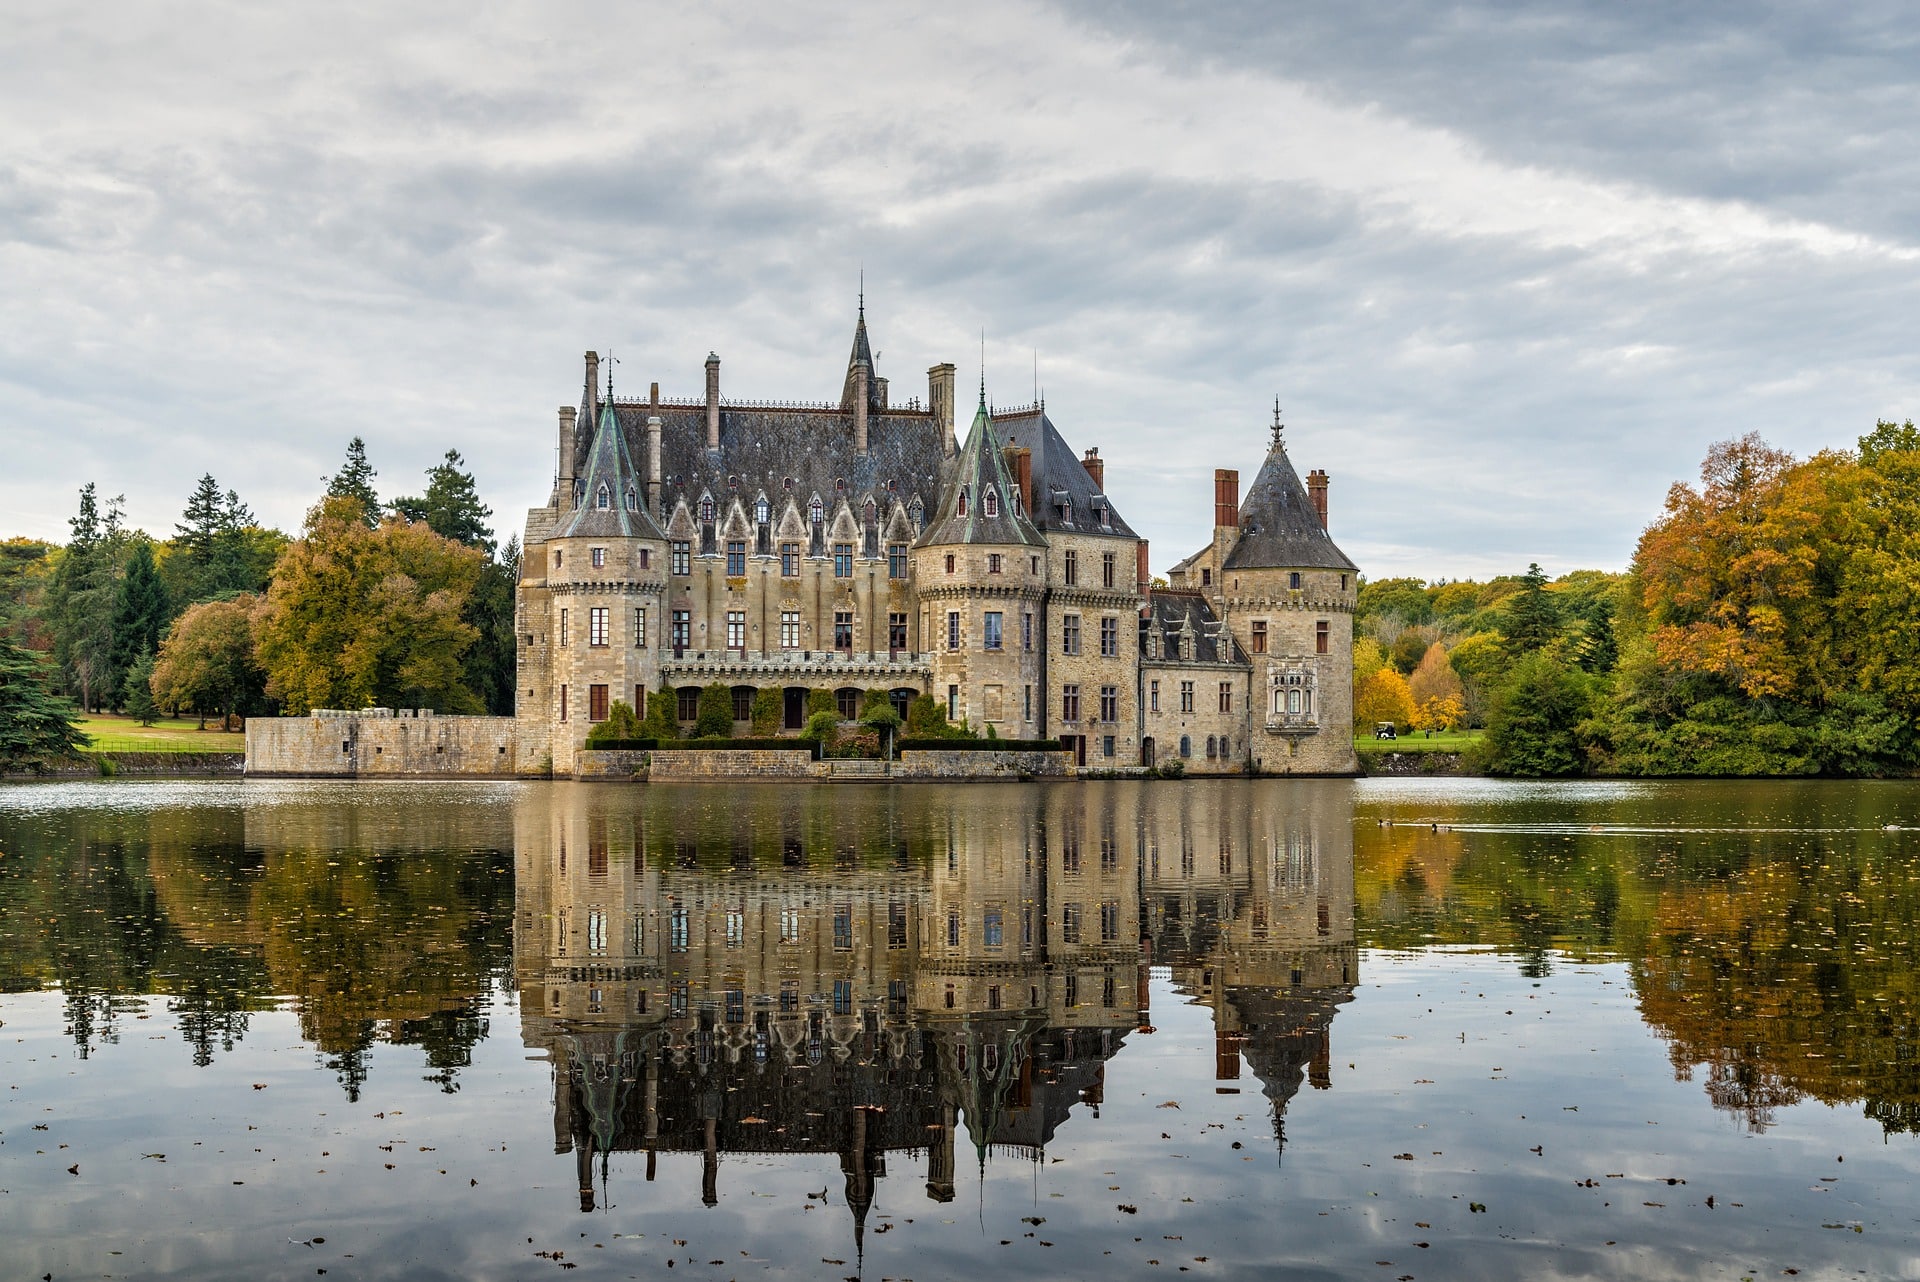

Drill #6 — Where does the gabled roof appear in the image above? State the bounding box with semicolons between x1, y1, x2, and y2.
993;408;1139;539
917;398;1046;548
1142;590;1248;665
1223;441;1356;572
558;401;668;540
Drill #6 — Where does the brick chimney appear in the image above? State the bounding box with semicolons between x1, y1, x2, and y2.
928;363;956;457
556;406;576;504
1136;540;1151;595
1213;468;1239;528
704;352;721;451
1082;446;1103;490
1307;468;1329;529
1010;447;1034;514
583;351;600;429
853;361;869;455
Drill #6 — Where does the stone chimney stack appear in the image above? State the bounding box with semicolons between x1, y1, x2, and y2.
584;351;600;425
1213;469;1239;529
1010;447;1034;515
557;406;576;505
874;376;888;410
704;352;721;451
1082;446;1104;491
646;415;664;515
853;362;870;455
928;363;956;457
1307;469;1329;529
1136;540;1151;596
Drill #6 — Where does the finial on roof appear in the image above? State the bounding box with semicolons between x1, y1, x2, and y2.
607;349;619;401
1271;398;1285;450
979;330;987;410
858;266;864;319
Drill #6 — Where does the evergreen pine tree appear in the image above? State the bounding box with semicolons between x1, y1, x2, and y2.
1499;562;1561;657
0;635;86;767
326;438;381;527
122;648;159;726
391;449;495;553
44;484;123;711
112;540;169;687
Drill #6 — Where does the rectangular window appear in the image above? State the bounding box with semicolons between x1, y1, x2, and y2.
1102;734;1115;758
1022;905;1034;947
1180;681;1194;713
589;606;608;647
671;609;690;652
1062;684;1080;722
1149;680;1159;712
888;612;907;652
779;979;798;1011
559;607;569;647
559;684;568;721
984;908;1003;948
1201;567;1212;586
725;908;744;949
1100;616;1118;656
888;899;907;949
1062;614;1081;655
1290;570;1303;589
726;540;746;575
677;686;699;721
984;611;1003;650
591;546;605;568
639;548;649;570
780;542;799;576
1023;684;1032;721
833;543;853;577
726;610;745;649
947;683;959;719
1100;685;1118;721
947;611;960;651
834;610;854;651
780;906;801;944
1064;549;1078;585
946;907;960;948
589;683;609;722
634;683;646;714
1102;551;1115;587
634;607;648;647
832;979;853;1014
1062;903;1082;945
670;541;690;575
888;543;907;579
1316;619;1330;654
1065;972;1078;1007
1022;612;1033;651
833;904;853;950
1219;681;1233;713
1100;900;1119;943
1251;619;1267;653
987;552;1002;574
669;907;689;952
780;610;801;649
726;988;745;1023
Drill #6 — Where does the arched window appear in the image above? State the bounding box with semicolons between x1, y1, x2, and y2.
699;496;714;522
1303;689;1311;715
625;487;638;511
983;486;999;517
754;496;770;524
863;498;875;524
809;497;824;524
957;486;970;517
1179;734;1192;758
1287;688;1302;714
1271;687;1283;716
908;497;924;531
596;484;610;510
1205;735;1217;759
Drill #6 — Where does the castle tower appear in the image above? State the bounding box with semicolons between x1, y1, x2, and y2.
910;393;1047;735
518;398;669;776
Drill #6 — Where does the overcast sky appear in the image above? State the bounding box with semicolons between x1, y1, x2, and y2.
4;2;1915;579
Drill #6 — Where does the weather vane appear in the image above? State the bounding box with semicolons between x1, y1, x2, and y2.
606;349;620;401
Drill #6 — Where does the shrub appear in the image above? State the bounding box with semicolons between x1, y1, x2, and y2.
638;690;679;741
749;687;783;735
694;682;734;738
585;699;643;747
807;688;836;718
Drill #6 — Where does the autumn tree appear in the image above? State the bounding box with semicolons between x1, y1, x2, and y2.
253;497;484;714
1353;667;1415;732
1408;642;1463;707
151;595;266;728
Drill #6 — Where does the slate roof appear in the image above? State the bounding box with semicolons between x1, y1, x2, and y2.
993;408;1140;539
917;398;1046;548
558;401;669;540
1142;590;1248;665
1222;443;1356;572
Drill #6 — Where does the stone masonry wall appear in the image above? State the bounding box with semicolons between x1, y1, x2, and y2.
647;748;820;781
892;748;1069;779
247;710;523;777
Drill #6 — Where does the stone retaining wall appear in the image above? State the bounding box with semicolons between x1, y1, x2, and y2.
572;749;652;781
2;752;247;780
247;710;524;777
892;748;1070;779
646;748;820;781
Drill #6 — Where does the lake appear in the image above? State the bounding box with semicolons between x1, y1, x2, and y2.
2;777;1917;1280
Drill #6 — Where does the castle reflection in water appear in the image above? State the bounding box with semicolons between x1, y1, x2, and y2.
512;781;1356;1234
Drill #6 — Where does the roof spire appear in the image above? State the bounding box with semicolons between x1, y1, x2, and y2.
1271;398;1285;451
979;330;987;410
607;349;619;401
858;266;864;319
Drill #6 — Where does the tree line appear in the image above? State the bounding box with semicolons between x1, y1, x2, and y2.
1353;421;1920;776
0;439;518;765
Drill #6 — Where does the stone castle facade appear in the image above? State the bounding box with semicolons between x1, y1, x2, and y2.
514;307;1359;776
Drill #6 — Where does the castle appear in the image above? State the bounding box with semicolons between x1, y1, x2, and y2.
514;306;1359;777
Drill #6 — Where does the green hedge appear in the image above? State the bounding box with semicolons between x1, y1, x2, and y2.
894;738;1065;752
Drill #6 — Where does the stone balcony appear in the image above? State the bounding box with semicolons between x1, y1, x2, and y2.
661;649;933;683
1263;712;1321;736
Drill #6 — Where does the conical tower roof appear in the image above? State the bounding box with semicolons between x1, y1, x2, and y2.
1223;431;1355;572
839;301;877;411
917;395;1045;548
558;401;668;540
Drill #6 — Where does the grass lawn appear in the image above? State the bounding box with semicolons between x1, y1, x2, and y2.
1354;728;1483;755
78;713;248;754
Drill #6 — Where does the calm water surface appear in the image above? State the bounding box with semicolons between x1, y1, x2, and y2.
3;777;1919;1280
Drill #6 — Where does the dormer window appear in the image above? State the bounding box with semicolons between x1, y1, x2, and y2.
958;486;970;517
983;487;999;518
699;496;714;522
754;496;770;524
908;497;924;532
596;484;610;510
625;487;638;511
863;497;876;524
809;497;824;524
